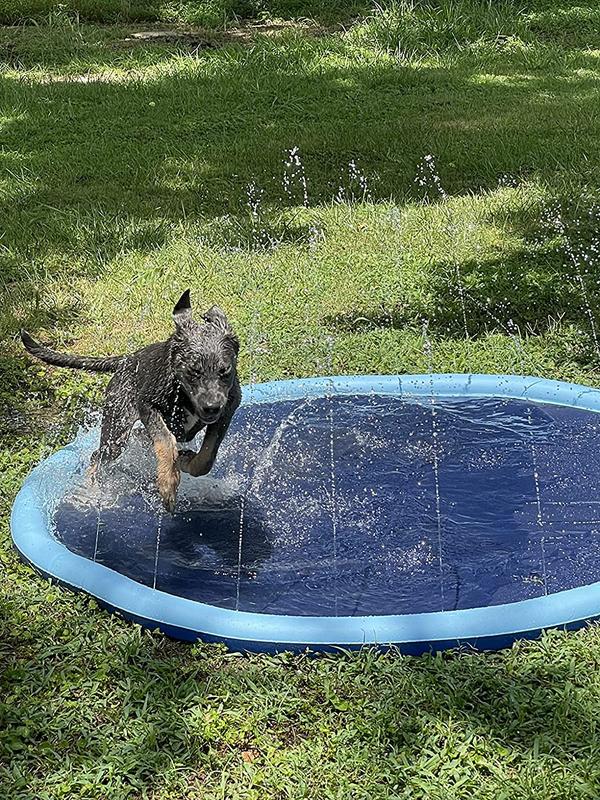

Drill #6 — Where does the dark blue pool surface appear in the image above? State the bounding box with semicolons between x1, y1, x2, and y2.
52;395;600;617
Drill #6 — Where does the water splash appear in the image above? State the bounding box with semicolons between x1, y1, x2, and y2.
51;392;600;617
421;319;445;610
497;173;520;188
43;155;600;618
307;224;325;253
549;204;600;362
283;146;309;207
250;398;312;494
246;181;279;250
415;154;469;339
453;258;470;340
525;405;547;594
505;309;549;594
414;153;446;202
152;513;163;590
335;159;372;204
324;335;339;615
234;246;273;607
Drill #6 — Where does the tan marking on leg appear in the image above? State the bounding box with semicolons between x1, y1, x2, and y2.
154;435;180;512
87;462;98;483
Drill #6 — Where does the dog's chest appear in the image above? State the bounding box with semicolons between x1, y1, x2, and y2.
182;408;201;435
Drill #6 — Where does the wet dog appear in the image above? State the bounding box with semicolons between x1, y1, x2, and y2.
21;290;241;511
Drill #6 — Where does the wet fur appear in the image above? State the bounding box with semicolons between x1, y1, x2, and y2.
21;291;241;512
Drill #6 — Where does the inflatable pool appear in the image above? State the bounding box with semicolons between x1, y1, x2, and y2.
11;373;600;653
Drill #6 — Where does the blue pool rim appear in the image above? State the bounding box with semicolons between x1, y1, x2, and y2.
11;372;600;654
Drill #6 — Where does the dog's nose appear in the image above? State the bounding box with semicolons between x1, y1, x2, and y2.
202;404;222;417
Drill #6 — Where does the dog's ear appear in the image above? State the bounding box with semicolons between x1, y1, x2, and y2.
204;305;239;356
173;289;193;329
202;305;230;331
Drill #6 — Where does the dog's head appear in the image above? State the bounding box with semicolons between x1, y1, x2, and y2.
171;289;239;425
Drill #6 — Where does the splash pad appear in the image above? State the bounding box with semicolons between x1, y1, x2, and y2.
11;373;600;653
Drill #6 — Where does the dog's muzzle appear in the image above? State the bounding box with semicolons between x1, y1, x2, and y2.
198;404;224;425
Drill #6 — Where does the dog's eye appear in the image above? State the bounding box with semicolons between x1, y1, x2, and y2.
219;365;232;378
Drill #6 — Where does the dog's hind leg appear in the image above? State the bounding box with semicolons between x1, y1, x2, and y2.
90;376;138;475
140;406;180;513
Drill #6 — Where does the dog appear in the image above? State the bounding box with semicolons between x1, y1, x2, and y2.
21;290;241;512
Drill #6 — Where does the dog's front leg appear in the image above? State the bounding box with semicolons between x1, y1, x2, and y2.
178;422;224;477
178;413;234;478
141;406;180;513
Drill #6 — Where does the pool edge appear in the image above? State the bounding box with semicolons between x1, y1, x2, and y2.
11;372;600;654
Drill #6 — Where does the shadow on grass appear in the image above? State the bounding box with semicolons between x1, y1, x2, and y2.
0;2;598;318
324;235;600;361
0;0;373;27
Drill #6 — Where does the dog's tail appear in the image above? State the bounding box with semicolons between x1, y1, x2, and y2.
20;330;124;373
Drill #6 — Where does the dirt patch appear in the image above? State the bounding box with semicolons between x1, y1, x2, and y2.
16;70;146;84
119;20;342;50
120;29;217;51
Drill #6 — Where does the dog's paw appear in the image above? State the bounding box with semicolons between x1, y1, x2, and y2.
157;463;181;514
176;449;196;473
177;450;213;477
161;493;177;514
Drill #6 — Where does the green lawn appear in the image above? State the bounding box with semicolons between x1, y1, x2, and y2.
3;1;600;797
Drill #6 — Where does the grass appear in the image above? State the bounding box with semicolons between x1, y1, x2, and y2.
3;1;600;797
0;0;372;26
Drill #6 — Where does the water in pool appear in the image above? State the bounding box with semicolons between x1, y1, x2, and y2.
51;394;600;616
